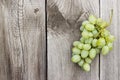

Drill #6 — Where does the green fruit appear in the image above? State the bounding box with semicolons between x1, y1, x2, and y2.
95;48;100;54
102;46;109;55
89;32;94;37
92;29;98;37
83;44;91;50
96;18;103;26
106;35;115;42
72;47;81;55
100;21;109;28
85;24;95;31
82;30;89;39
71;55;81;63
78;59;84;67
101;29;110;37
73;41;80;47
88;14;97;24
85;38;93;44
80;26;84;31
97;38;106;48
85;58;92;64
107;43;113;50
78;43;83;49
71;14;115;72
83;63;90;71
82;21;89;26
80;37;85;43
81;50;89;58
92;39;98;47
89;49;96;59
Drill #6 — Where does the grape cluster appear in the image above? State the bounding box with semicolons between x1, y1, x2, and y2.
71;14;115;72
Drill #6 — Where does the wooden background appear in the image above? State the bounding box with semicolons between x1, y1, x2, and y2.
0;0;119;80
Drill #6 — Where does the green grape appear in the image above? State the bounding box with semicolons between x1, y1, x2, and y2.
71;13;115;72
85;24;95;31
78;59;84;67
102;46;109;55
83;63;90;72
92;39;97;47
95;48;100;54
92;29;98;37
106;35;115;42
101;29;110;37
88;38;93;44
72;53;75;56
107;42;113;50
80;26;84;31
96;18;103;26
83;44;91;50
80;37;85;43
72;47;81;55
89;32;94;37
73;41;80;47
82;30;90;39
81;50;89;58
78;43;83;49
100;21;109;28
89;49;96;59
85;39;89;44
97;38;106;48
82;21;89;26
92;29;98;34
85;58;92;64
85;38;93;44
71;55;81;63
88;14;97;24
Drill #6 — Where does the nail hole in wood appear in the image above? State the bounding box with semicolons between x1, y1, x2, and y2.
34;8;39;14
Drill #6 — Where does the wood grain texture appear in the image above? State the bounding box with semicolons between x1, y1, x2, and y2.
22;0;46;80
0;0;46;80
0;0;119;80
100;0;120;80
47;0;99;80
0;2;9;80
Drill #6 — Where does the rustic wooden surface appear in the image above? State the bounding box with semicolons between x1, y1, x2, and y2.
47;0;99;80
0;0;120;80
0;0;46;80
100;0;120;80
47;0;120;80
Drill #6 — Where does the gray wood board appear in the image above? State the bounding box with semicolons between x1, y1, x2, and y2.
47;0;99;80
0;0;46;80
100;0;120;80
0;0;120;80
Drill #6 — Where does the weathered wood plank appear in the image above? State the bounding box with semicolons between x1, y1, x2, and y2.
0;0;46;80
2;0;25;80
100;0;119;80
22;0;46;80
0;3;9;80
47;0;99;80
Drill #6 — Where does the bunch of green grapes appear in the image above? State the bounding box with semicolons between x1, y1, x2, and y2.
71;10;115;72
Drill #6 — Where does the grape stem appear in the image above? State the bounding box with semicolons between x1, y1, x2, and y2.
109;9;113;26
98;9;113;37
104;9;113;29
